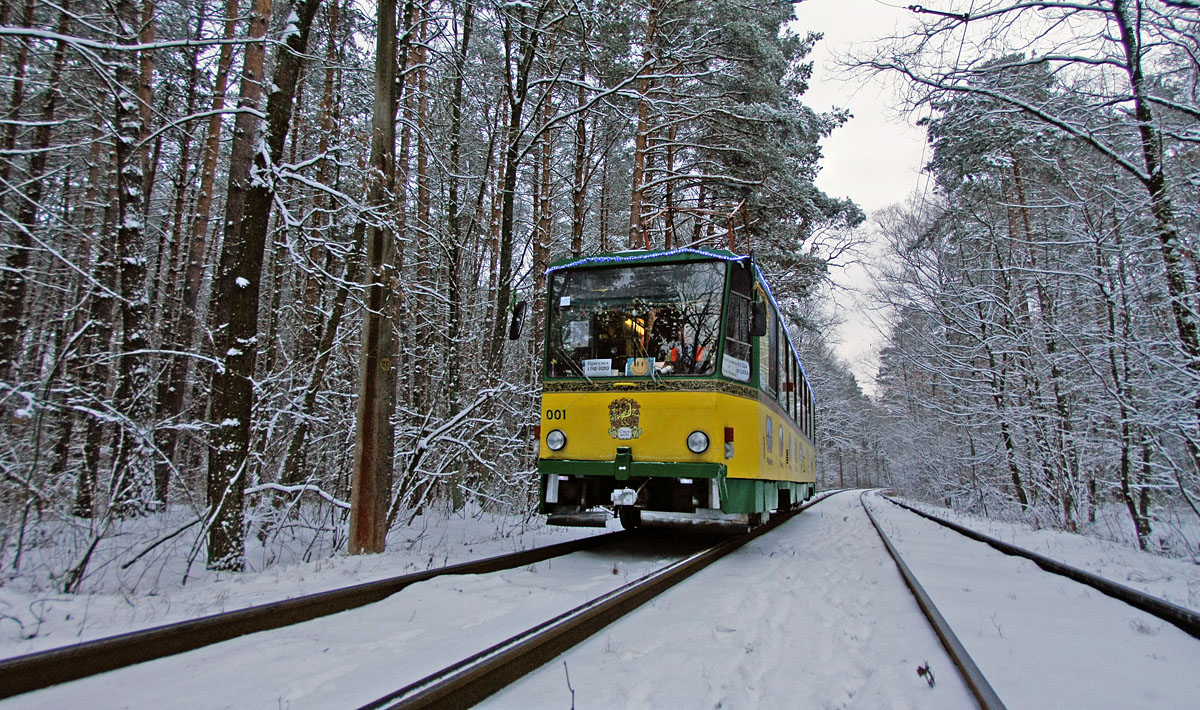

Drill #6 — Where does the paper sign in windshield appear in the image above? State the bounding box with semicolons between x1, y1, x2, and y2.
722;355;751;382
583;359;612;377
565;320;590;348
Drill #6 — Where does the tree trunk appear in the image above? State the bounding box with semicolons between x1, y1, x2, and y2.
1113;0;1200;480
533;81;553;338
205;0;276;571
153;11;202;505
298;0;342;364
627;0;659;250
137;0;157;212
486;3;548;369
0;0;35;376
413;6;432;412
570;66;587;258
155;0;239;479
74;132;116;519
214;0;322;552
445;0;474;411
349;0;399;555
110;0;155;517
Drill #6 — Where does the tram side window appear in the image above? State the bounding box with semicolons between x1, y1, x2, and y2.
788;354;797;421
805;385;814;439
781;345;792;415
797;377;805;432
768;316;779;396
806;392;814;439
811;391;816;439
776;323;787;406
801;381;809;437
723;262;753;381
757;291;772;391
811;398;816;440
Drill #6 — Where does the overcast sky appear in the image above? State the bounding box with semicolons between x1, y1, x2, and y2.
790;0;929;391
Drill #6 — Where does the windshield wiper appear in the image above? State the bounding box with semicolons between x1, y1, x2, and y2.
553;344;595;386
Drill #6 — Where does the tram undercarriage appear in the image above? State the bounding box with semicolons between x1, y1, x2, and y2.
542;472;813;532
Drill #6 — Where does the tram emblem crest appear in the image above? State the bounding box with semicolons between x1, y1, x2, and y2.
608;398;643;440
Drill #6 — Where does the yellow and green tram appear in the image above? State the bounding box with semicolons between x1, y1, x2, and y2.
536;248;816;531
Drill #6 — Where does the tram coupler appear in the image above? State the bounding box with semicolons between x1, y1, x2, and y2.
611;488;638;506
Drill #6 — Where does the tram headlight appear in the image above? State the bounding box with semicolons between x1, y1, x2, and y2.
546;429;567;451
686;430;709;454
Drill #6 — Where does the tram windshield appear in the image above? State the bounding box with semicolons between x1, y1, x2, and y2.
546;261;725;379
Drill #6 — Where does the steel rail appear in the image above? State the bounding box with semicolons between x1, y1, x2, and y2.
860;492;1008;710
359;491;840;710
0;530;632;699
882;495;1200;640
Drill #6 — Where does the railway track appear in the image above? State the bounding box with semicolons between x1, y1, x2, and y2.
859;492;1007;710
862;490;1200;710
0;530;632;699
358;491;841;710
881;495;1200;640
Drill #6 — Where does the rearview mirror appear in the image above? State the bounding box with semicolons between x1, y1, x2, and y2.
750;301;767;337
508;301;528;340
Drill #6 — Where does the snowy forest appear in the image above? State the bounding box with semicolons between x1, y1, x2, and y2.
0;0;1197;594
857;0;1200;554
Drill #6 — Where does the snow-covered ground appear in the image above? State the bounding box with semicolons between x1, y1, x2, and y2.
0;508;600;658
3;491;1199;708
862;493;1200;708
491;490;979;709
894;497;1200;611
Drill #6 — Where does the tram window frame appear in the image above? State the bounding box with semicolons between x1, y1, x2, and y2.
806;388;814;439
723;295;752;380
801;382;809;437
789;354;797;421
776;321;787;406
784;353;791;418
797;378;804;432
810;392;816;439
768;315;779;396
800;379;806;432
782;348;792;419
807;388;813;438
801;386;811;436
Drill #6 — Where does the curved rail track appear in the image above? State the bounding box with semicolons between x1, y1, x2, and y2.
0;530;633;699
358;491;841;710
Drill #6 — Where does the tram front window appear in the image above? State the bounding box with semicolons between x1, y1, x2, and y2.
547;261;725;379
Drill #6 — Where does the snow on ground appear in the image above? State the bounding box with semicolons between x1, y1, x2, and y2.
864;492;1200;709
895;497;1200;612
0;508;601;658
3;491;1200;709
491;490;977;709
4;535;690;709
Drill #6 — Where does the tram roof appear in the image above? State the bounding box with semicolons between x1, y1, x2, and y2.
545;247;748;274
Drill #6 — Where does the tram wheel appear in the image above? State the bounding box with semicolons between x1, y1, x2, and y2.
618;506;641;529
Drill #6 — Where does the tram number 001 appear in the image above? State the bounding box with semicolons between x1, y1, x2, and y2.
545;409;567;421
